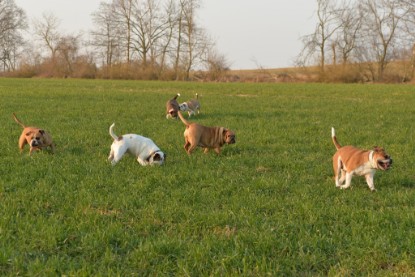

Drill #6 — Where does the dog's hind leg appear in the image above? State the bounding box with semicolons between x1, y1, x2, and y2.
109;144;127;166
338;170;346;187
186;144;197;155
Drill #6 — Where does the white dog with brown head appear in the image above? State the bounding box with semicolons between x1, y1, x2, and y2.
108;123;165;166
331;127;392;191
179;93;201;117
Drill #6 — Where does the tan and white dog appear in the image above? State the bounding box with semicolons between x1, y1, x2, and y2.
331;127;392;191
165;93;181;119
108;123;165;166
13;113;55;155
179;93;201;117
178;111;235;155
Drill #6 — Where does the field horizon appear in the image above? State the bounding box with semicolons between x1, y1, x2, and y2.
1;78;415;275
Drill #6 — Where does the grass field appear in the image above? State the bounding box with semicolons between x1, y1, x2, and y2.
1;78;415;275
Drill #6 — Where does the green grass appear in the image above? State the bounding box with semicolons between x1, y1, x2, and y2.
1;78;415;275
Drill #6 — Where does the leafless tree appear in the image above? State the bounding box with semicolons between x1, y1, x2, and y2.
359;0;409;81
0;0;27;71
33;13;61;60
130;0;168;68
335;0;363;66
55;34;81;76
179;0;210;80
112;0;134;64
156;0;178;77
297;0;342;73
204;48;230;80
91;2;121;67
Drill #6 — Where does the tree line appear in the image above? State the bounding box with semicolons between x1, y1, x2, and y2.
0;0;229;80
297;0;415;82
3;0;415;82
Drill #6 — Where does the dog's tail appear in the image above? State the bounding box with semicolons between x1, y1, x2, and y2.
331;127;342;150
173;93;181;100
177;111;190;127
109;123;120;141
12;113;26;128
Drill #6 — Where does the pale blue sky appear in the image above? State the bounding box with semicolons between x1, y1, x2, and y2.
15;0;317;69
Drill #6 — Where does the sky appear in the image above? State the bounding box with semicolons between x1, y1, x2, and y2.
14;0;317;70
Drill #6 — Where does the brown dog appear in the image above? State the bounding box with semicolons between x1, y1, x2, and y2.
331;127;392;191
178;111;235;155
13;113;55;155
166;93;181;119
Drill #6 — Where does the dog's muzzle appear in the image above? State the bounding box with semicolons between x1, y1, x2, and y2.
378;157;392;170
227;136;236;144
146;151;165;165
31;139;41;147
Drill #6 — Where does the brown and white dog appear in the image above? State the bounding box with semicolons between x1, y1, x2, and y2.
179;93;201;117
108;123;165;166
166;93;181;119
331;127;392;191
178;111;235;155
13;113;55;155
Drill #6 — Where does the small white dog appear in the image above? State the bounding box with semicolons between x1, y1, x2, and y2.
108;123;165;166
179;93;200;117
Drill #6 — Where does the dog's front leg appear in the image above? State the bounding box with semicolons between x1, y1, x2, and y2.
136;157;149;166
340;173;353;190
365;172;376;191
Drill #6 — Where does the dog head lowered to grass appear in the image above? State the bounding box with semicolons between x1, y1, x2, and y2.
12;113;55;155
178;111;235;155
331;127;392;191
166;93;180;119
108;123;165;166
179;93;201;117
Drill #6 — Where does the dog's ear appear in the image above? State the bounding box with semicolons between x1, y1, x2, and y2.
39;130;45;135
373;146;385;153
25;131;33;136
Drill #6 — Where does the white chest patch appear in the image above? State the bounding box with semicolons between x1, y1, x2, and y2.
351;161;375;176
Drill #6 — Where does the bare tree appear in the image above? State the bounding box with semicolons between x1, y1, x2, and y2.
33;13;61;60
91;2;121;67
179;0;210;80
335;0;363;66
130;0;168;68
156;0;178;77
55;34;81;76
112;0;134;64
297;0;342;73
204;48;230;81
359;0;409;81
0;0;27;71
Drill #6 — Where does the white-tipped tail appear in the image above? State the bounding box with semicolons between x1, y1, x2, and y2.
331;127;341;150
109;123;118;140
